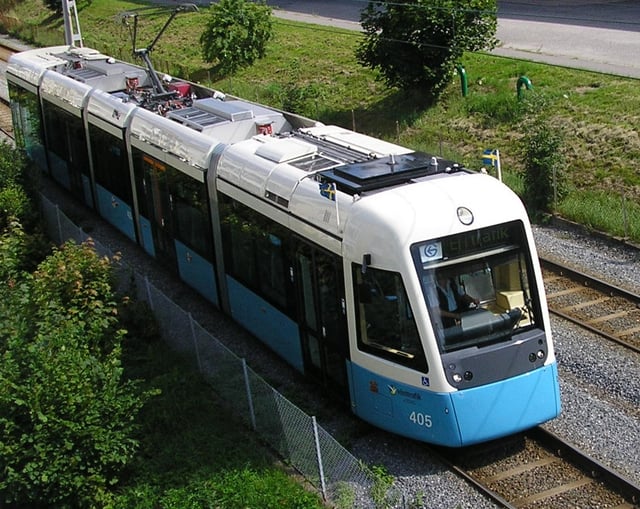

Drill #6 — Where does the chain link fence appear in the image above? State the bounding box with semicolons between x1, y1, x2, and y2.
39;194;376;507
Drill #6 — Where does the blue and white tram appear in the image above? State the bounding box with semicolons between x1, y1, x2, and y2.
7;45;560;447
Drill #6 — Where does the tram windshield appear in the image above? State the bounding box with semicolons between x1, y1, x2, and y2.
412;221;541;353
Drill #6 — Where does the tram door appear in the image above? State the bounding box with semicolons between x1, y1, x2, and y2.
139;155;177;268
296;243;349;399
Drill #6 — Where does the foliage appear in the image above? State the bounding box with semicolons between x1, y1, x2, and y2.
0;239;153;507
463;88;524;127
558;189;640;241
199;0;273;78
520;117;567;214
369;464;395;508
0;141;31;228
0;142;49;271
263;59;324;117
357;0;498;99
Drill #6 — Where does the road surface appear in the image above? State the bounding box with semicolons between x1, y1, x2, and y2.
268;0;640;78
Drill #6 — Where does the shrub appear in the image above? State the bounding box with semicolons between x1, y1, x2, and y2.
357;0;497;100
200;0;273;77
0;240;153;507
520;118;567;214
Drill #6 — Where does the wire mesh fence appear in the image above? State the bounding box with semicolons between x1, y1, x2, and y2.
39;194;376;506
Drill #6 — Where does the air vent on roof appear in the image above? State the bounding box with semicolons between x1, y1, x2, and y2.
194;98;254;121
167;98;256;131
66;67;104;82
167;106;226;131
255;138;317;163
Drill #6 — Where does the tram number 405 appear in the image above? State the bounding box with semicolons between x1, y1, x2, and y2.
409;411;432;428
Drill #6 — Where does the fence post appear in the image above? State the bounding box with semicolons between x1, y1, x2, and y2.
189;312;202;372
144;275;154;310
55;204;63;244
242;358;257;431
312;416;327;500
622;190;629;239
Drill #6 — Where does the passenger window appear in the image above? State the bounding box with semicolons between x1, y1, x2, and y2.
173;172;212;259
9;83;47;173
219;196;291;312
90;125;131;202
353;265;427;372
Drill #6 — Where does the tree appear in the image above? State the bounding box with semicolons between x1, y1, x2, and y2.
357;0;498;100
200;0;273;77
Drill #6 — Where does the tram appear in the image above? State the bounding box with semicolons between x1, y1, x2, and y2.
7;42;560;447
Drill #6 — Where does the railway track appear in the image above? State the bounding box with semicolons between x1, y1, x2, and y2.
0;101;12;140
541;257;640;354
431;257;640;506
440;427;640;509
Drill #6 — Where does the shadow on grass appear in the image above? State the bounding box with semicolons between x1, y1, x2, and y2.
319;87;436;138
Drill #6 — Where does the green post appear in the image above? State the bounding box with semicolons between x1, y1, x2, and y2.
457;64;468;97
517;76;533;100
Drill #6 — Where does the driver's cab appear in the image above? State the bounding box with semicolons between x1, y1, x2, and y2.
413;221;539;355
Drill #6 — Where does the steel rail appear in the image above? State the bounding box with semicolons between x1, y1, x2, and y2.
529;427;640;507
540;256;640;304
540;256;640;354
436;427;640;509
432;445;517;509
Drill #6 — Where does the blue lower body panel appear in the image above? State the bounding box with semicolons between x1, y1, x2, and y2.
95;184;136;242
175;240;218;306
138;215;155;257
227;277;303;373
349;362;561;447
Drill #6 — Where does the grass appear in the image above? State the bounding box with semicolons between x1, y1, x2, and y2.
114;333;325;508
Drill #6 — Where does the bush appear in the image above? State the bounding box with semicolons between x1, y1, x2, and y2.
42;0;62;14
0;141;32;228
520;118;567;214
200;0;273;77
264;60;324;117
357;0;497;100
0;240;154;507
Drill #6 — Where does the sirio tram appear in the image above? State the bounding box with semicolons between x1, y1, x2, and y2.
7;38;560;447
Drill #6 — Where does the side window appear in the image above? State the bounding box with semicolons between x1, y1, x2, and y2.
42;101;90;199
90;124;131;202
173;171;212;259
9;83;47;172
353;265;427;372
42;102;70;165
219;195;292;312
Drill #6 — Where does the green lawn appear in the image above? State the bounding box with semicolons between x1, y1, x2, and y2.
114;332;325;508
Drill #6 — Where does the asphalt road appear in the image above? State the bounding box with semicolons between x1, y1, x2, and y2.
267;0;640;78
